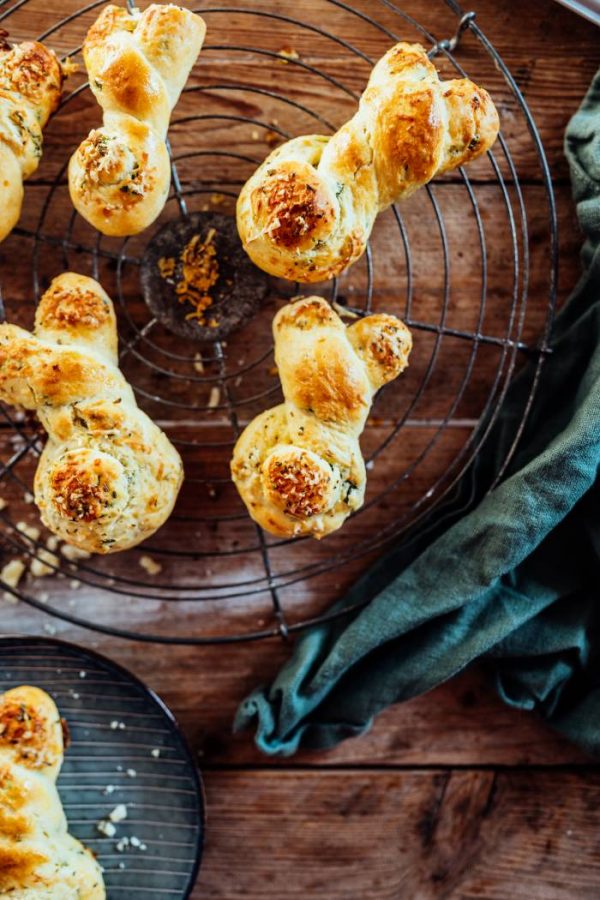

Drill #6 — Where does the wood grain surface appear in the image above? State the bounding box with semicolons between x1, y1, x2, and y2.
0;0;599;896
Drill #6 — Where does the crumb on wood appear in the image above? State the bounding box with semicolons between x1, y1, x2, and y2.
139;555;162;576
16;521;40;542
30;548;59;577
208;386;220;410
264;129;281;148
277;47;300;63
1;559;25;603
61;543;91;561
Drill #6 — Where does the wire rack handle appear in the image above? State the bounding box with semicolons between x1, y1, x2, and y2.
428;10;476;58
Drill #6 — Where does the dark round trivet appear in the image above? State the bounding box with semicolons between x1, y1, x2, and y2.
139;211;269;342
0;636;204;898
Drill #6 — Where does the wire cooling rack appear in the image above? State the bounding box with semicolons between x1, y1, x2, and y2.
0;0;557;643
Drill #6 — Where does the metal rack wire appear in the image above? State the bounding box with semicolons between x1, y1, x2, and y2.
0;0;557;643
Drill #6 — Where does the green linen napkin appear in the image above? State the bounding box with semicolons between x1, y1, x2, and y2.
235;71;600;757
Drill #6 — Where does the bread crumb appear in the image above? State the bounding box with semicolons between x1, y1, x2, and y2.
61;543;91;561
109;804;128;823
151;748;161;758
193;353;204;374
278;46;299;63
0;498;7;511
1;559;25;602
46;535;59;551
30;548;59;577
139;555;162;576
69;579;81;589
208;386;220;409
16;521;40;542
264;129;280;148
97;819;116;837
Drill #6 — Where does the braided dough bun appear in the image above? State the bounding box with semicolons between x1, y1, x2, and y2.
0;35;65;242
237;42;499;283
68;4;205;236
0;273;183;553
0;685;105;898
231;297;412;538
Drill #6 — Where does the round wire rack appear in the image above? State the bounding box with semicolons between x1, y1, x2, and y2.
0;0;557;644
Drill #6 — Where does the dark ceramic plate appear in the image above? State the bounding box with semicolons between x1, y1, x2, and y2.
0;636;204;899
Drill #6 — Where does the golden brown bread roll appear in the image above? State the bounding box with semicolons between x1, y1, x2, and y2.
231;297;412;538
237;42;499;283
0;685;105;898
0;272;183;553
68;4;206;236
0;34;65;243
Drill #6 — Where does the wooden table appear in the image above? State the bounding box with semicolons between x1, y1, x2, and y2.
1;0;599;896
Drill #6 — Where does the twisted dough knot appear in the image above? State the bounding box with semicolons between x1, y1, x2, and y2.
0;36;64;242
0;686;105;898
68;4;205;236
231;297;412;539
237;42;499;283
0;273;183;553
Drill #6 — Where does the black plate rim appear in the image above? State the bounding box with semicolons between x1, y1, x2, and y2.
0;634;205;900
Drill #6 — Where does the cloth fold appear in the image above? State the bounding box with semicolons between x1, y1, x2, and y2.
235;71;600;757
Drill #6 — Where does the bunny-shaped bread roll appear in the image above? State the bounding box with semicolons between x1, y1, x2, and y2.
0;685;105;898
237;42;499;283
0;34;65;242
68;4;205;236
0;273;183;553
231;297;412;539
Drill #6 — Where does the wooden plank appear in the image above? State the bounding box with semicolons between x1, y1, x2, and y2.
191;768;600;898
0;425;475;636
0;182;580;430
0;0;596;184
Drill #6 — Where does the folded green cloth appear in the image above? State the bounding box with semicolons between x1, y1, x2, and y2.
235;71;600;757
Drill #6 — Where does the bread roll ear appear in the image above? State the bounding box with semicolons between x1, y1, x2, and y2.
68;4;205;237
0;273;183;553
237;42;499;283
0;39;65;242
0;686;106;897
231;297;412;539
